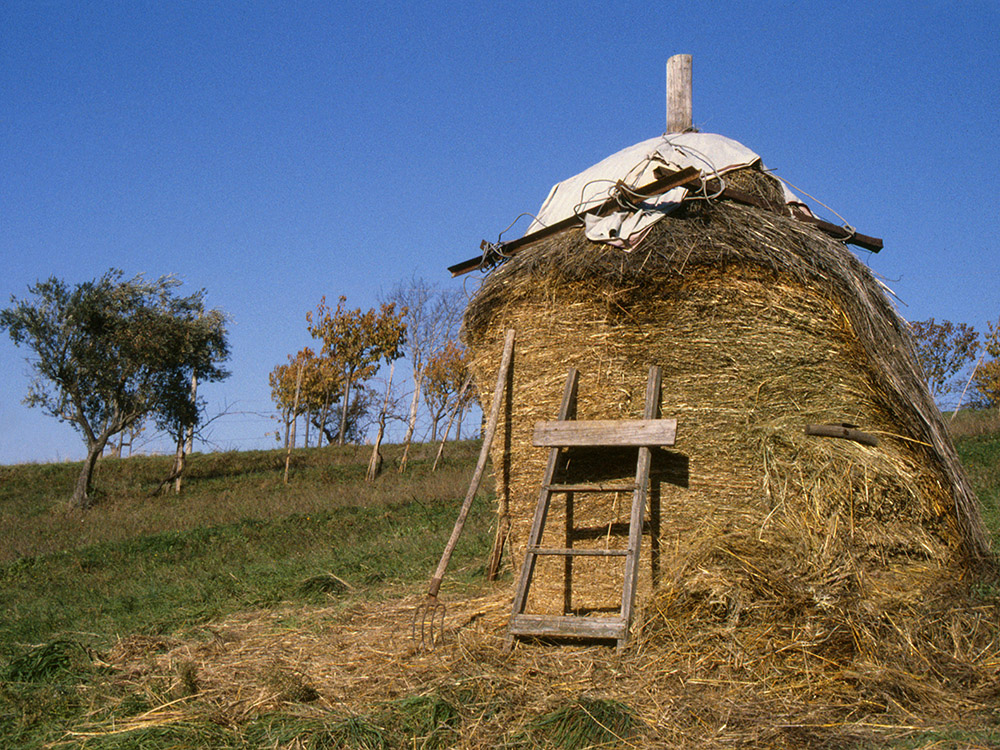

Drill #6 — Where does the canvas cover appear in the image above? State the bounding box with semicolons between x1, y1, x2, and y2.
525;132;806;249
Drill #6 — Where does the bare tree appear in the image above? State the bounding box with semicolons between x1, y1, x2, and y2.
386;277;464;472
366;362;396;481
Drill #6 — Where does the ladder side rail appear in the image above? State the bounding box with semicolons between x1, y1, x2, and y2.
564;489;574;615
508;368;579;620
619;365;662;648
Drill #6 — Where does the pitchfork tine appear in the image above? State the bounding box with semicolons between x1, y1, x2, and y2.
412;594;446;650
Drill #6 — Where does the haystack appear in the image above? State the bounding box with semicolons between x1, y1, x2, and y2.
460;132;991;624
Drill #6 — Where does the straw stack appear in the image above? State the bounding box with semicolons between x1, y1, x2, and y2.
463;168;990;618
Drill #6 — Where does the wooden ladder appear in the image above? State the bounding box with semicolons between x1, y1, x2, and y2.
507;365;676;651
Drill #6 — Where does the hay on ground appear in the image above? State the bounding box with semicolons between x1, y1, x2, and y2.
97;583;1000;749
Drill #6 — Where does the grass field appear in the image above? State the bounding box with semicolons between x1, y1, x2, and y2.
1;425;998;749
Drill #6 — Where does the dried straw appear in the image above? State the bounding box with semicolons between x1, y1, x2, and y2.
462;178;992;617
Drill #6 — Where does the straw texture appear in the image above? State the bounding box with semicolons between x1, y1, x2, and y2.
463;177;991;617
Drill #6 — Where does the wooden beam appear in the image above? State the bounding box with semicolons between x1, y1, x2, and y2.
527;547;628;557
447;167;701;276
685;175;884;253
510;614;626;639
805;423;879;447
546;482;637;492
502;166;701;253
533;418;677;448
448;165;884;277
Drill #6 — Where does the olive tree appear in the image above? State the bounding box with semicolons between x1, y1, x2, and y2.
1;270;230;508
909;318;980;405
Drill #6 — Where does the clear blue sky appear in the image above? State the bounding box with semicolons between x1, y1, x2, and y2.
2;1;998;465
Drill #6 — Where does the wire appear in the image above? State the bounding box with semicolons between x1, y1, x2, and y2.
771;173;856;240
497;212;544;242
489;134;747;261
572;178;625;220
655;133;726;201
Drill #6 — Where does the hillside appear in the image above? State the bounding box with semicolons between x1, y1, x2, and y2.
1;430;999;749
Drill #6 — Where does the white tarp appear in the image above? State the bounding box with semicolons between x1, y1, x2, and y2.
524;132;806;249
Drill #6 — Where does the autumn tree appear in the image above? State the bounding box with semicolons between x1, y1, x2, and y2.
972;318;1000;409
1;271;230;509
386;278;463;471
422;340;471;442
271;348;321;449
306;296;406;445
909;318;980;405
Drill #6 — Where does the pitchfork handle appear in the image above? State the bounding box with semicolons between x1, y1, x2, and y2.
425;329;516;597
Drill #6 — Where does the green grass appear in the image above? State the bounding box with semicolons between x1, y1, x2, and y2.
946;407;1000;440
526;697;638;748
0;441;480;562
0;499;492;658
954;424;1000;550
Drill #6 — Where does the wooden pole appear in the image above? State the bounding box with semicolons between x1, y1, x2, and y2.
666;54;692;133
424;329;515;599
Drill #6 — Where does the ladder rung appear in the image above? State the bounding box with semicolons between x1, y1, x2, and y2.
510;614;626;639
545;482;637;492
527;546;628;557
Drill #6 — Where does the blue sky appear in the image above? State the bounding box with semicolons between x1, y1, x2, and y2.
2;0;998;465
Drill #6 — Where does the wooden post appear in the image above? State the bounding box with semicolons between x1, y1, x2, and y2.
425;329;515;599
666;54;692;133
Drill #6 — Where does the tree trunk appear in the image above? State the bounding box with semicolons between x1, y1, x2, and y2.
70;439;107;510
175;373;197;494
172;429;186;494
317;393;331;449
431;374;471;472
284;364;303;484
367;363;394;482
338;373;353;446
397;372;422;473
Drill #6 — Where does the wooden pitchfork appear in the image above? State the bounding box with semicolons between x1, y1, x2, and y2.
412;329;515;650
